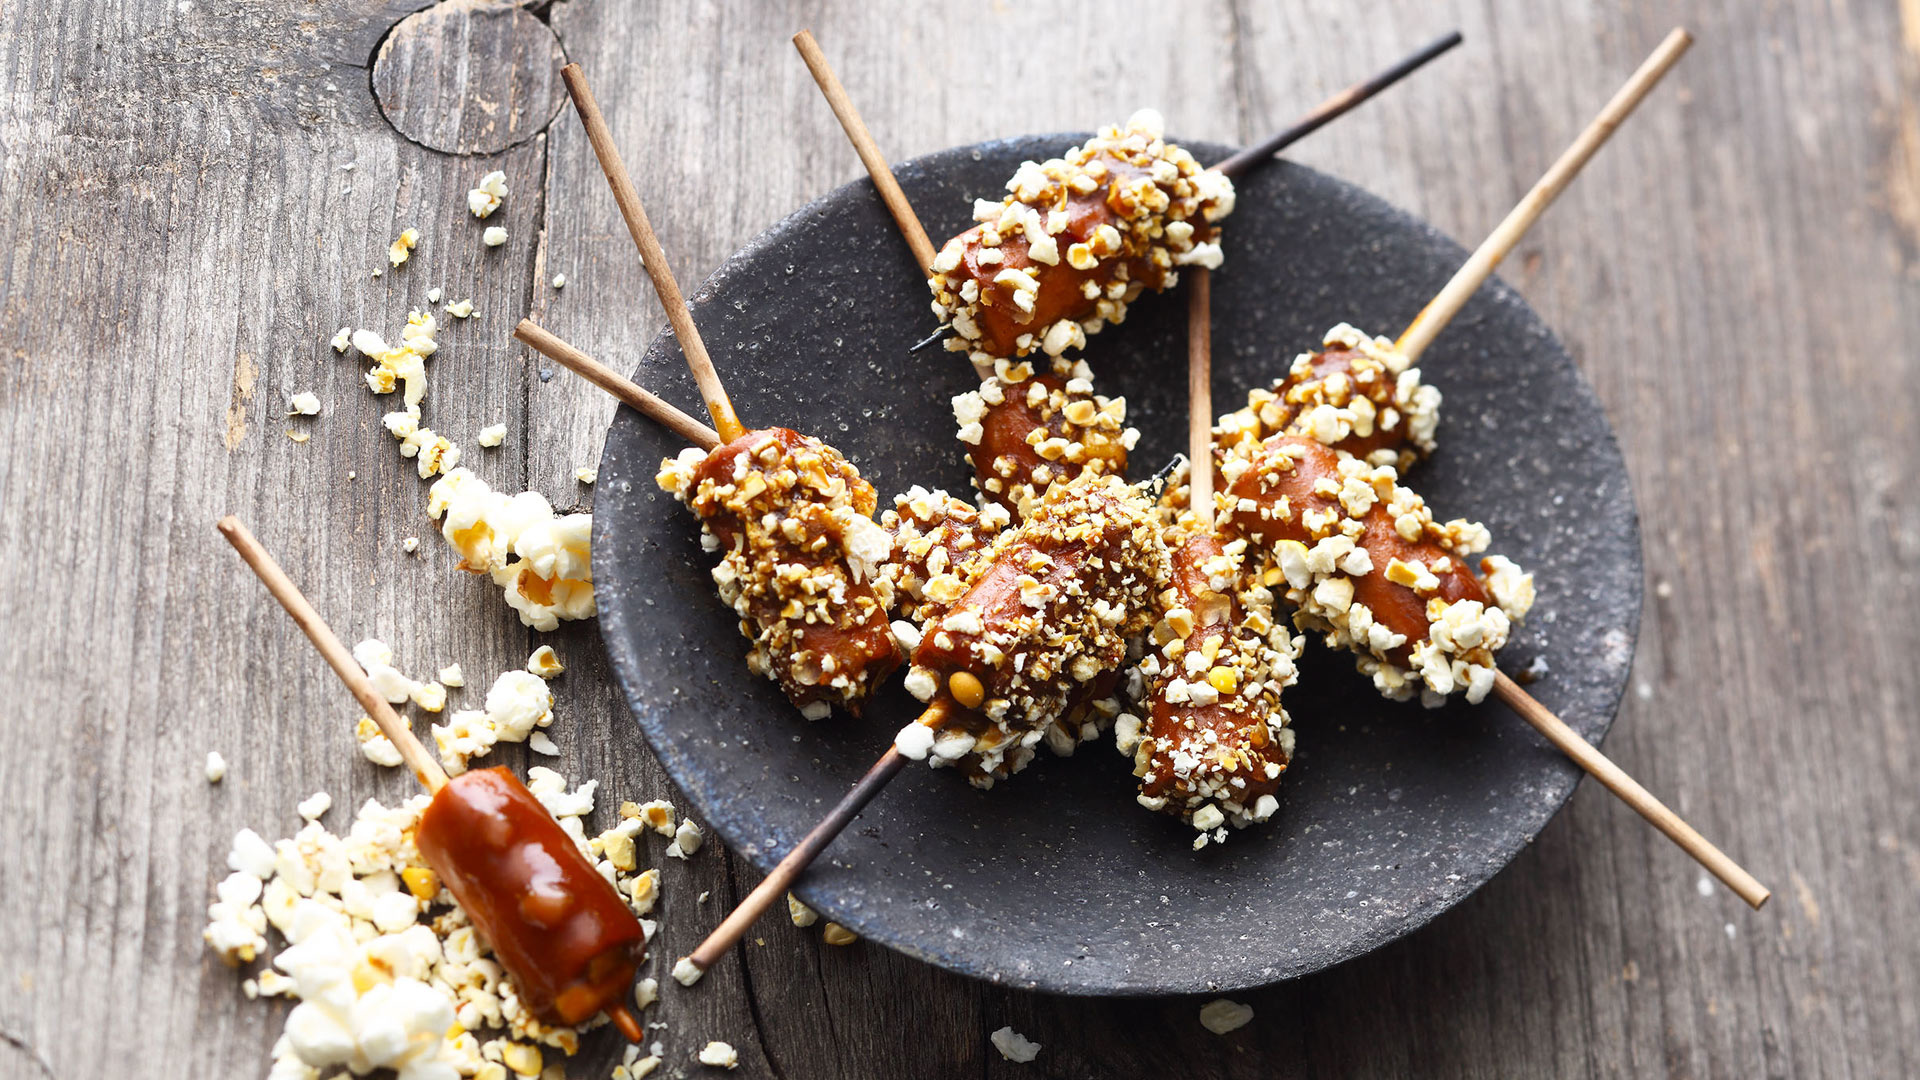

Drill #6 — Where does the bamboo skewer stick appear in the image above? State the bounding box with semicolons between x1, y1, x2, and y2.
515;318;720;451
1492;673;1767;907
217;516;447;794
218;516;650;1036
561;64;747;445
792;30;938;272
1396;27;1692;362
1187;268;1215;529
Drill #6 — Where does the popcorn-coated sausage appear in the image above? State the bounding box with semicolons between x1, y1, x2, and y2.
414;767;645;1029
656;428;902;717
952;369;1136;517
1214;324;1441;471
929;111;1235;366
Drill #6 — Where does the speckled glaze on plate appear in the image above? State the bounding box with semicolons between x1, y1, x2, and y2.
593;136;1642;996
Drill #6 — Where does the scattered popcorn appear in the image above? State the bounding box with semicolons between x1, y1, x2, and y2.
786;893;817;927
550;273;566;289
330;327;351;352
286;430;310;443
356;717;405;768
574;467;597;485
288;392;321;416
446;298;475;319
426;287;443;304
990;1027;1041;1063
468;170;508;218
697;1042;738;1070
667;819;703;859
411;680;446;712
427;469;596;631
388;227;420;267
628;800;676;837
672;957;703;986
632;978;659;1012
402;536;421;554
527;646;564;678
527;731;559;756
429;668;555;774
296;791;332;821
1199;998;1254;1034
438;664;464;688
353;639;422;704
821;923;857;946
483;226;507;247
477;423;507;447
205;751;227;783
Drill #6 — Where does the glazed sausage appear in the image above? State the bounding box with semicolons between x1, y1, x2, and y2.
952;368;1136;517
1123;531;1300;846
1223;436;1535;705
414;767;646;1030
892;472;1168;785
656;428;902;718
928;111;1235;367
1215;324;1441;471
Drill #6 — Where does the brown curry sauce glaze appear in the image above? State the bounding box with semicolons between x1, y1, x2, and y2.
966;373;1130;516
679;427;902;715
413;767;645;1032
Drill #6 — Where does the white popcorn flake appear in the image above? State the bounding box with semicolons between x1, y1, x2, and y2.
551;273;566;289
787;893;818;927
296;791;332;821
482;226;508;247
574;466;597;485
287;392;321;416
476;423;507;448
895;721;936;760
668;818;704;859
437;663;464;688
527;645;564;678
205;751;227;784
527;731;559;756
425;286;442;304
672;956;705;986
444;298;475;319
990;1026;1041;1063
401;536;420;554
387;227;419;267
410;680;445;712
697;1041;738;1069
330;327;351;353
1199;998;1254;1034
467;170;508;218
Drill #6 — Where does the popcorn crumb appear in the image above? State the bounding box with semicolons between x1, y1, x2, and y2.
296;791;332;821
697;1041;738;1069
287;392;321;416
990;1026;1040;1063
402;536;421;554
411;680;446;712
446;298;475;319
1199;998;1254;1034
286;430;310;443
330;327;351;353
630;800;676;837
438;663;465;687
527;731;559;756
205;751;227;783
478;423;507;448
786;893;817;927
468;170;508;218
527;646;564;679
574;467;597;485
632;978;659;1011
668;819;703;859
821;923;857;946
388;227;419;267
672;956;704;986
551;273;566;289
483;226;508;247
426;287;443;304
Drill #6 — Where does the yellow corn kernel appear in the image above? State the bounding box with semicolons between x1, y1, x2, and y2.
401;866;439;901
1207;666;1240;696
948;671;986;709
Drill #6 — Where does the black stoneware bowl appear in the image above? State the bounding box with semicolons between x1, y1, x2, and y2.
592;136;1642;995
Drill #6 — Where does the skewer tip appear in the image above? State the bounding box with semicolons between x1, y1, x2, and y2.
607;1002;645;1043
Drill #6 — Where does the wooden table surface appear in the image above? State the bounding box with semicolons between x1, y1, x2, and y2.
3;1;1914;1076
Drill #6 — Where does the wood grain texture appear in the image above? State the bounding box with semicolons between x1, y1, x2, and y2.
0;0;1912;1077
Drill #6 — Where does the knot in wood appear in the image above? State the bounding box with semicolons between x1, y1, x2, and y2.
373;0;567;155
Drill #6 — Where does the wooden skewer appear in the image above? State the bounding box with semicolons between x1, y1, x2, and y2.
515;318;720;451
1396;27;1692;362
561;63;747;445
1187;268;1214;529
792;30;938;272
218;516;652;1035
1492;673;1767;907
217;516;447;793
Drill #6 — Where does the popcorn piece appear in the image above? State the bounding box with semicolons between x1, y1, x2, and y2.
438;664;465;688
1198;998;1254;1034
205;751;227;783
574;467;597;485
330;327;351;353
353;639;421;704
288;392;321;416
411;681;446;713
445;298;475;319
672;956;704;986
482;226;508;247
821;923;857;946
426;287;443;304
468;170;508;218
990;1027;1041;1063
786;893;818;927
526;646;564;679
477;423;507;448
427;469;596;630
388;227;419;267
667;819;703;859
550;273;566;289
697;1042;738;1070
402;536;420;554
356;717;404;768
296;791;332;821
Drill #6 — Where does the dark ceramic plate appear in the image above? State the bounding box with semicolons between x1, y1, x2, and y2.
593;137;1642;995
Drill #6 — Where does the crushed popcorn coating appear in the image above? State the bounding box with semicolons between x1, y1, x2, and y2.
1213;324;1441;472
929;110;1234;364
954;365;1136;518
896;471;1168;786
879;485;1007;624
656;428;902;717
